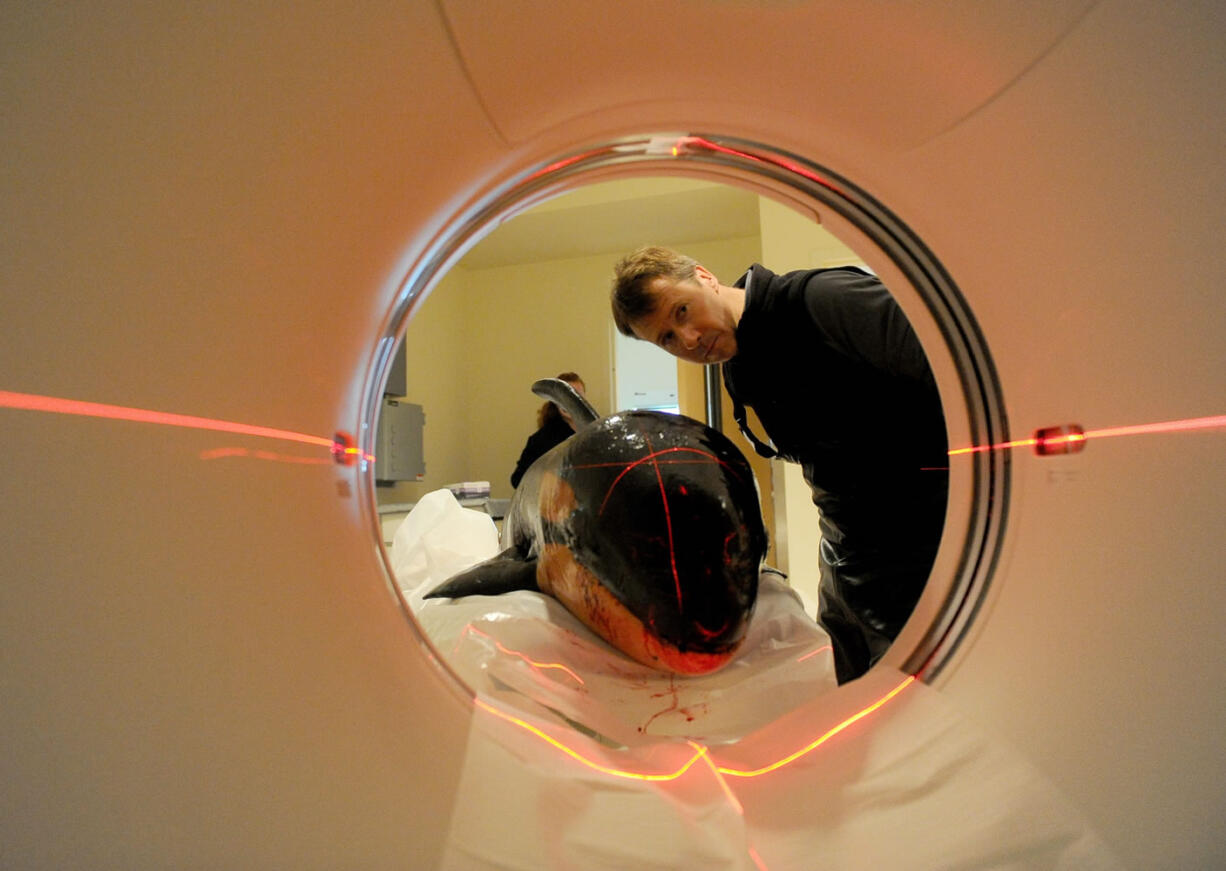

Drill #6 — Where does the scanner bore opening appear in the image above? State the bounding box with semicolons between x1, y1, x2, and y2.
364;133;1008;702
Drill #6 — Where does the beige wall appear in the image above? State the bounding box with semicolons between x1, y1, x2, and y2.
458;251;619;499
380;190;866;617
757;196;872;271
379;234;760;505
378;269;470;504
377;188;880;618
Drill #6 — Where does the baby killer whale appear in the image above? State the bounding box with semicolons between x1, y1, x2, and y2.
424;378;768;674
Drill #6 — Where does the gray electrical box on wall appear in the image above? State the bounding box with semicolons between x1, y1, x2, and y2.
374;399;425;484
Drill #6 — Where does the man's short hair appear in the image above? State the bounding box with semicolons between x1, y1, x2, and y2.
610;246;699;337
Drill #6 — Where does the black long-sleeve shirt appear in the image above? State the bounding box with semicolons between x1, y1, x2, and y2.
510;414;575;489
723;264;948;682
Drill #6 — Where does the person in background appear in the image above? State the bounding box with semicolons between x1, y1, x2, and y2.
610;246;948;683
510;371;587;489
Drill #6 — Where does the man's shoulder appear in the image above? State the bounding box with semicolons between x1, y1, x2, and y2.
750;264;874;305
744;265;842;326
781;265;875;293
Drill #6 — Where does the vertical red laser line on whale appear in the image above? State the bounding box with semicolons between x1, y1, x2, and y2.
642;432;684;613
586;442;738;613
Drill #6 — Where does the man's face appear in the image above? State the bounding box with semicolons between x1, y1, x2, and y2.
629;269;738;365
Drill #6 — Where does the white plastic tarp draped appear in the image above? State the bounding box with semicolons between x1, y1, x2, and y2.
392;490;1119;871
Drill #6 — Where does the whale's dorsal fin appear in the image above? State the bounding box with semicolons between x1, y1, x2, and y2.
532;377;598;427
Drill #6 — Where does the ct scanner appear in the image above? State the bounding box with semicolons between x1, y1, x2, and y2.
3;2;1225;868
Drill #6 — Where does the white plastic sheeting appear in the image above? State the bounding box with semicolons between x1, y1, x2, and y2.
392;489;837;744
392;491;1120;870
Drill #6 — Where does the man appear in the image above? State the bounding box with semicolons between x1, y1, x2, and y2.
610;246;948;682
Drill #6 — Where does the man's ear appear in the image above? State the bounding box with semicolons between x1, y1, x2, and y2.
693;264;717;288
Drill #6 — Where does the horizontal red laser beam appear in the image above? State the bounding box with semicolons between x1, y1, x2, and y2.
0;389;332;446
592;446;737;517
0;389;369;460
949;413;1225;457
199;446;333;465
948;437;1037;456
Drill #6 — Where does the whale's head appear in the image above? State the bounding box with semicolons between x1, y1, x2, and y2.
541;410;767;674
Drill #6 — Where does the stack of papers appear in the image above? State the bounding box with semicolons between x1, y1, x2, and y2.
445;481;490;499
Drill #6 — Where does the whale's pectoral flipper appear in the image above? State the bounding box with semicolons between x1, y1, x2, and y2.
531;378;598;427
423;548;541;600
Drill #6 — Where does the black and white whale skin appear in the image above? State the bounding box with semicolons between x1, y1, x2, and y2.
425;379;767;675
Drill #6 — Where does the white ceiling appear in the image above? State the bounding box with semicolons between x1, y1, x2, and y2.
457;179;761;270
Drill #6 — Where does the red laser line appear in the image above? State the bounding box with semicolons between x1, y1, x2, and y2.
677;136;844;196
200;447;252;460
718;675;917;778
643;433;685;614
691;616;731;640
692;756;777;871
948;437;1036;456
594;446;734;516
474;697;708;782
690;739;744;816
949;413;1225;457
465;663;923;834
524;145;618;183
0;389;369;460
458;624;585;686
696;736;769;871
199;446;332;465
1081;414;1226;440
471;674;918;787
693;730;775;871
796;644;833;664
0;389;332;446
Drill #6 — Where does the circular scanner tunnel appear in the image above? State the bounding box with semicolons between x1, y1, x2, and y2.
370;134;1006;688
2;3;1225;869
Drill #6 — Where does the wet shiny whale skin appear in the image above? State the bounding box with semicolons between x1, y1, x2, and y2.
425;379;767;674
